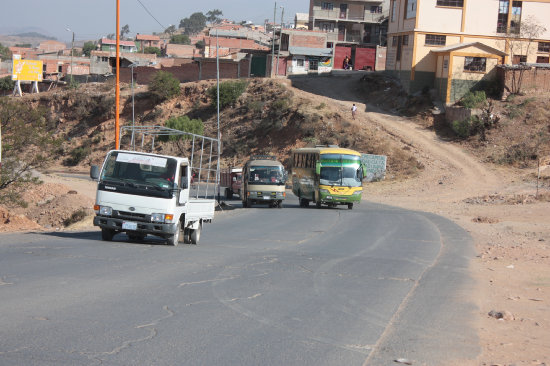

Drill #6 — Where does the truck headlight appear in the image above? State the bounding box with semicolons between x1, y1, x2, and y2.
95;205;112;216
151;213;175;223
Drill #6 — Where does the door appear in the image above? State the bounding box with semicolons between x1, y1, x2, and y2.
339;4;347;19
178;165;190;206
250;55;267;77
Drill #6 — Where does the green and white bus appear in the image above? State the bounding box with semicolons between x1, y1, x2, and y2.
291;146;366;209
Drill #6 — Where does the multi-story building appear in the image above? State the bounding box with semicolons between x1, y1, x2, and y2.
309;0;390;45
386;0;550;103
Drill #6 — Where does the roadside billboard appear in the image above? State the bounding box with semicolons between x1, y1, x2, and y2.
12;59;43;82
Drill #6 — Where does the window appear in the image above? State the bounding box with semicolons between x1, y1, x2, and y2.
536;56;549;64
296;58;304;67
464;57;487;72
392;36;398;47
425;34;446;46
436;0;464;6
497;0;509;33
510;1;522;34
391;0;397;22
539;42;550;53
370;6;382;13
403;35;409;46
405;0;417;18
396;36;402;61
322;2;333;10
512;55;527;64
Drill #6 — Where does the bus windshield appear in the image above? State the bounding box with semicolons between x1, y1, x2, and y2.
248;166;285;185
319;154;362;187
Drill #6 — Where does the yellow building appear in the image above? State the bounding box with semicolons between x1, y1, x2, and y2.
386;0;550;103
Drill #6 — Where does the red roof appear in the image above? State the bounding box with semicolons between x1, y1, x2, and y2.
136;34;161;41
101;38;136;47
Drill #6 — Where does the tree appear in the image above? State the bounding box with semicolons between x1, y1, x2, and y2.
502;16;547;94
0;43;11;59
143;46;161;56
0;77;14;92
170;34;191;45
165;25;176;34
148;71;180;102
206;9;223;24
179;12;207;35
106;33;115;40
195;40;205;49
0;98;61;206
120;24;130;39
82;41;96;57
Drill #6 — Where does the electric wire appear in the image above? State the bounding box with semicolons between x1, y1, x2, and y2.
135;0;166;31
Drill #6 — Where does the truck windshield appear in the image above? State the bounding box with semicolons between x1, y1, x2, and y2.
319;154;362;187
99;152;178;196
248;166;285;185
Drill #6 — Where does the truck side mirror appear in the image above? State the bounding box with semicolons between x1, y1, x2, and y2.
90;165;100;180
315;162;321;175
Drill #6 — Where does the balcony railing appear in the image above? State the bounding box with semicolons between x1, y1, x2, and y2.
312;9;387;23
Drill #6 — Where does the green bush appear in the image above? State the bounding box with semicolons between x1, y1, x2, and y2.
65;145;91;166
160;115;204;141
143;46;161;56
460;91;487;109
207;80;247;109
149;71;180;102
0;76;15;91
452;118;472;138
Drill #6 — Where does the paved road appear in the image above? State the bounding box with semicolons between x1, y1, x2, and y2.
0;194;479;366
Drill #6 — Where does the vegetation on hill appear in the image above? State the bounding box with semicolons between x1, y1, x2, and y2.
12;32;55;39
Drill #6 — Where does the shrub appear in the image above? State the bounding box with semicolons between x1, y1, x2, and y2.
143;46;161;56
207;80;247;109
63;209;88;226
65;145;91;166
452;118;472;138
149;71;180;102
460;91;487;109
160;115;204;141
0;76;15;91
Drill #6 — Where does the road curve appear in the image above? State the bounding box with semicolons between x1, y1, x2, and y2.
0;194;478;365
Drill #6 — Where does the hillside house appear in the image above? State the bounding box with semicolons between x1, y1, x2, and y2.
386;0;550;104
135;34;161;51
274;29;333;75
99;38;137;53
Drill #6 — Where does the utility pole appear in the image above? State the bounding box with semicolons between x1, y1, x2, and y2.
276;7;284;76
66;28;74;83
271;2;276;77
115;0;120;149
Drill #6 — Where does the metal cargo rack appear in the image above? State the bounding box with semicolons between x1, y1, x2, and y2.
119;125;221;200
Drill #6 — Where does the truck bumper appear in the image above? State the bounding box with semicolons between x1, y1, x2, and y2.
93;216;176;236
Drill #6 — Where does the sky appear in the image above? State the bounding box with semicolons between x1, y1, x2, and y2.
0;0;310;44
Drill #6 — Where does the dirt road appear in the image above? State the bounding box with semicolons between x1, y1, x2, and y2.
289;72;550;366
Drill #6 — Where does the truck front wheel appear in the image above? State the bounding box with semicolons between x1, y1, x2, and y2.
101;228;115;241
190;223;202;244
167;221;183;246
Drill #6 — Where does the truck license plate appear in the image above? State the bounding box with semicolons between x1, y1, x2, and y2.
122;221;137;230
263;196;270;200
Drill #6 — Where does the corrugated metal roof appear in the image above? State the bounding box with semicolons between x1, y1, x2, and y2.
288;47;333;57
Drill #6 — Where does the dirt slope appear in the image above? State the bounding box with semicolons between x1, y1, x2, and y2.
289;72;549;366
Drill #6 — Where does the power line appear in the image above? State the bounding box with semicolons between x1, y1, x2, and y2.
135;0;166;31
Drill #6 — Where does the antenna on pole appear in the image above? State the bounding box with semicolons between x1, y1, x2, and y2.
216;28;221;203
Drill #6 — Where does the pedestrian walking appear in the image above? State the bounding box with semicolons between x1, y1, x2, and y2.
351;103;357;119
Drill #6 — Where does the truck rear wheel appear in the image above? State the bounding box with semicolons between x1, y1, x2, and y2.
190;223;202;244
101;228;115;241
347;203;354;210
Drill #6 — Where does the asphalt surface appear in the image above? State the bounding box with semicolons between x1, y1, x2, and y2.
0;193;479;366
